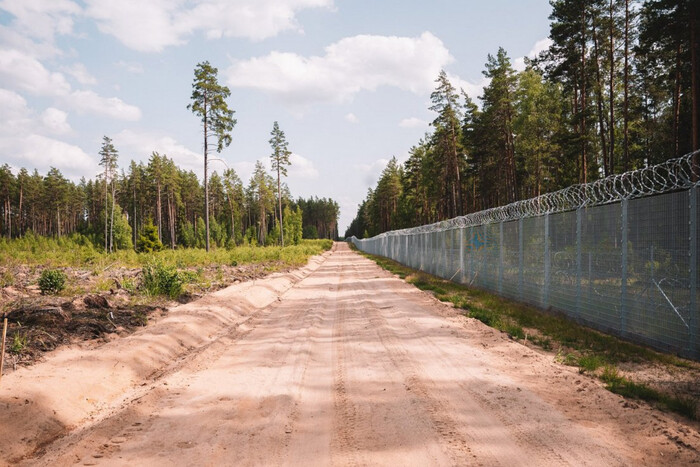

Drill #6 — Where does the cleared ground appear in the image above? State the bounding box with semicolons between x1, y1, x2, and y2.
2;243;699;466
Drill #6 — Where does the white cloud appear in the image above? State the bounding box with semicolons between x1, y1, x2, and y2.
0;89;94;178
226;32;453;107
60;63;97;85
116;60;144;74
288;153;319;179
69;90;142;121
17;134;94;175
41;107;71;134
84;0;334;53
356;158;389;186
0;49;71;96
514;37;553;72
345;113;358;124
0;0;81;43
399;117;427;128
115;129;202;173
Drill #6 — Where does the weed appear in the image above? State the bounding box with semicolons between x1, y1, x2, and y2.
10;331;28;354
578;354;606;373
0;269;13;287
142;260;185;299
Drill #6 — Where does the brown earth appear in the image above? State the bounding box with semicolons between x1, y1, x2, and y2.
1;242;699;466
0;262;273;367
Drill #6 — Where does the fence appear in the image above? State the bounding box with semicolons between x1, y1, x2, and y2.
351;152;700;360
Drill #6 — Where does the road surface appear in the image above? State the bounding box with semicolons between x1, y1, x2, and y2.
2;243;699;466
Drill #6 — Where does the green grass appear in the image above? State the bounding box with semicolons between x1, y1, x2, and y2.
0;233;332;270
355;247;698;421
0;234;333;300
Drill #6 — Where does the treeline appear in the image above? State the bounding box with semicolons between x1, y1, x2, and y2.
0;149;339;249
346;0;699;239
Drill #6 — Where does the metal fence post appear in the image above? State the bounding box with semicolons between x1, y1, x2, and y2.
576;207;582;318
469;225;474;283
621;198;629;336
519;217;524;300
459;227;465;284
499;222;504;294
690;186;697;356
544;213;550;308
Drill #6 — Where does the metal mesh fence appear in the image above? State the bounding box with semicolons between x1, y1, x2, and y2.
351;152;700;360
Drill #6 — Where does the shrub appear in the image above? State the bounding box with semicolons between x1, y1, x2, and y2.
38;268;67;295
137;219;163;253
142;259;184;299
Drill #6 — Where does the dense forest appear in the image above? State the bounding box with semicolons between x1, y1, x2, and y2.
346;0;699;239
0;146;339;250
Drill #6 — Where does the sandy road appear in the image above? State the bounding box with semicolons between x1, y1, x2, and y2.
7;243;700;466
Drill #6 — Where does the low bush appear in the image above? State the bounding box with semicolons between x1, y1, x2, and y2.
38;268;67;295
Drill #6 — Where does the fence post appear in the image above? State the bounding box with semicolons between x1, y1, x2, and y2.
499;222;504;294
544;213;550;308
469;225;474;283
576;207;582;319
519;217;524;300
621;198;629;336
459;227;465;284
690;186;697;356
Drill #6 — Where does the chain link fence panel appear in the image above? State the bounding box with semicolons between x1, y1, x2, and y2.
351;152;700;360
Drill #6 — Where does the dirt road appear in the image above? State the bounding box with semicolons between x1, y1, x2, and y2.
2;243;699;466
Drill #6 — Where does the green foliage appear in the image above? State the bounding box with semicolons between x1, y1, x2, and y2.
38;268;67;295
10;331;28;354
142;259;186;299
283;206;303;245
137;219;163;253
303;225;318;239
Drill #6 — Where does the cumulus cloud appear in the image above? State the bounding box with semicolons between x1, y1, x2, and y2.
226;32;454;107
114;129;202;173
288;153;319;179
41;107;71;134
399;117;427;129
356;158;389;186
514;38;553;72
84;0;334;53
60;63;97;85
115;60;144;74
345;113;358;124
0;89;94;178
69;90;142;121
0;0;81;43
0;49;71;96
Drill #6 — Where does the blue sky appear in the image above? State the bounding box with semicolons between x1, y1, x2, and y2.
0;0;553;232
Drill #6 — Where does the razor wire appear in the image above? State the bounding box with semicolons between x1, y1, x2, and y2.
368;150;700;238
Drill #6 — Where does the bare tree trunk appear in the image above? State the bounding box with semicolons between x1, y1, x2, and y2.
110;184;115;253
593;22;610;175
673;42;682;157
204;96;210;252
581;8;588;184
609;0;616;174
623;0;630;171
277;168;284;247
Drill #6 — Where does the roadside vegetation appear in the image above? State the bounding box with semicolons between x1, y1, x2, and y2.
357;248;699;422
0;236;332;365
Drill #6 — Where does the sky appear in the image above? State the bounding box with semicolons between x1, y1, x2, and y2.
0;0;554;233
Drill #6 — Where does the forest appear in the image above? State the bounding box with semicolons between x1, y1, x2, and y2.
345;0;700;239
0;149;340;250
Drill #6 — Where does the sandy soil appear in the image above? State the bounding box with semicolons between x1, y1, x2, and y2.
1;242;699;466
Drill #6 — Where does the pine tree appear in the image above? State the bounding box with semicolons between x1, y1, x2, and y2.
98;136;118;252
188;61;237;252
269;121;291;246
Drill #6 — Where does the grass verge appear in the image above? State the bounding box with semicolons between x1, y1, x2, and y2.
355;246;698;421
